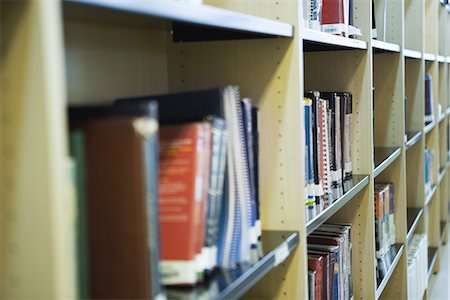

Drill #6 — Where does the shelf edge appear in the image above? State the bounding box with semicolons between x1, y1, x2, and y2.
375;244;404;299
306;175;369;235
374;147;402;177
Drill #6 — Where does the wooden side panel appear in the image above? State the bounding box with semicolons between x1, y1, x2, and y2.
404;0;424;51
1;1;76;298
405;59;425;132
425;0;438;54
373;53;404;147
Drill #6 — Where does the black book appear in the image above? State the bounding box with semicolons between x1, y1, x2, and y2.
116;88;227;124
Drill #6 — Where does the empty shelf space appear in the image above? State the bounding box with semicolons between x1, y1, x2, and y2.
372;40;401;53
407;207;424;242
423;53;436;61
375;244;404;299
302;29;367;51
167;231;299;300
404;49;422;59
427;247;438;279
405;131;423;150
424;121;435;135
425;185;437;206
374;147;402;177
64;0;294;42
306;175;369;235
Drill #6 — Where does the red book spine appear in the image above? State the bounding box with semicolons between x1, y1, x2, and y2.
321;0;346;36
159;123;203;285
322;0;344;24
308;256;324;300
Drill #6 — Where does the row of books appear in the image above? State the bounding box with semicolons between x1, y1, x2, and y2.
304;91;353;222
425;148;435;196
374;183;396;285
303;0;362;37
68;85;261;299
307;223;353;300
407;234;428;300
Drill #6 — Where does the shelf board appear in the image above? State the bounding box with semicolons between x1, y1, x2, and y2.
404;49;422;59
167;230;298;300
425;185;437;206
424;121;435;135
405;130;423;150
306;175;369;235
438;113;446;123
374;147;402;177
375;244;404;299
64;0;294;42
447;57;450;63
427;247;438;279
407;207;424;242
437;55;446;63
372;40;401;53
302;28;367;51
438;167;446;184
424;53;436;61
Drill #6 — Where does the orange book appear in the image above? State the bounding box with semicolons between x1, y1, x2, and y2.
159;122;211;285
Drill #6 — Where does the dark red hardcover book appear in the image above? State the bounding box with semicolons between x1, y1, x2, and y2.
308;254;324;300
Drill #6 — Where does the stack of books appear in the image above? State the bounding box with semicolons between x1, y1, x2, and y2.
407;234;428;300
307;223;353;300
374;183;396;285
303;0;362;37
424;148;435;196
68;85;262;298
304;91;353;222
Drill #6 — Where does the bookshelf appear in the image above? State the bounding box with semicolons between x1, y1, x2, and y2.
1;1;449;300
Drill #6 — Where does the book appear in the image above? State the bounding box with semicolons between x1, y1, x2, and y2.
372;0;377;39
69;131;89;299
322;0;347;36
158;122;211;285
407;234;428;300
425;73;434;124
308;223;352;300
308;254;324;300
69;103;165;299
303;91;353;221
117;85;260;278
204;117;228;272
374;183;396;285
339;93;352;186
304;0;323;31
308;270;317;300
424;148;435;196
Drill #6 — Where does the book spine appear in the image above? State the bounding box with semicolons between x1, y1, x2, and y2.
159;124;202;285
204;117;226;271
